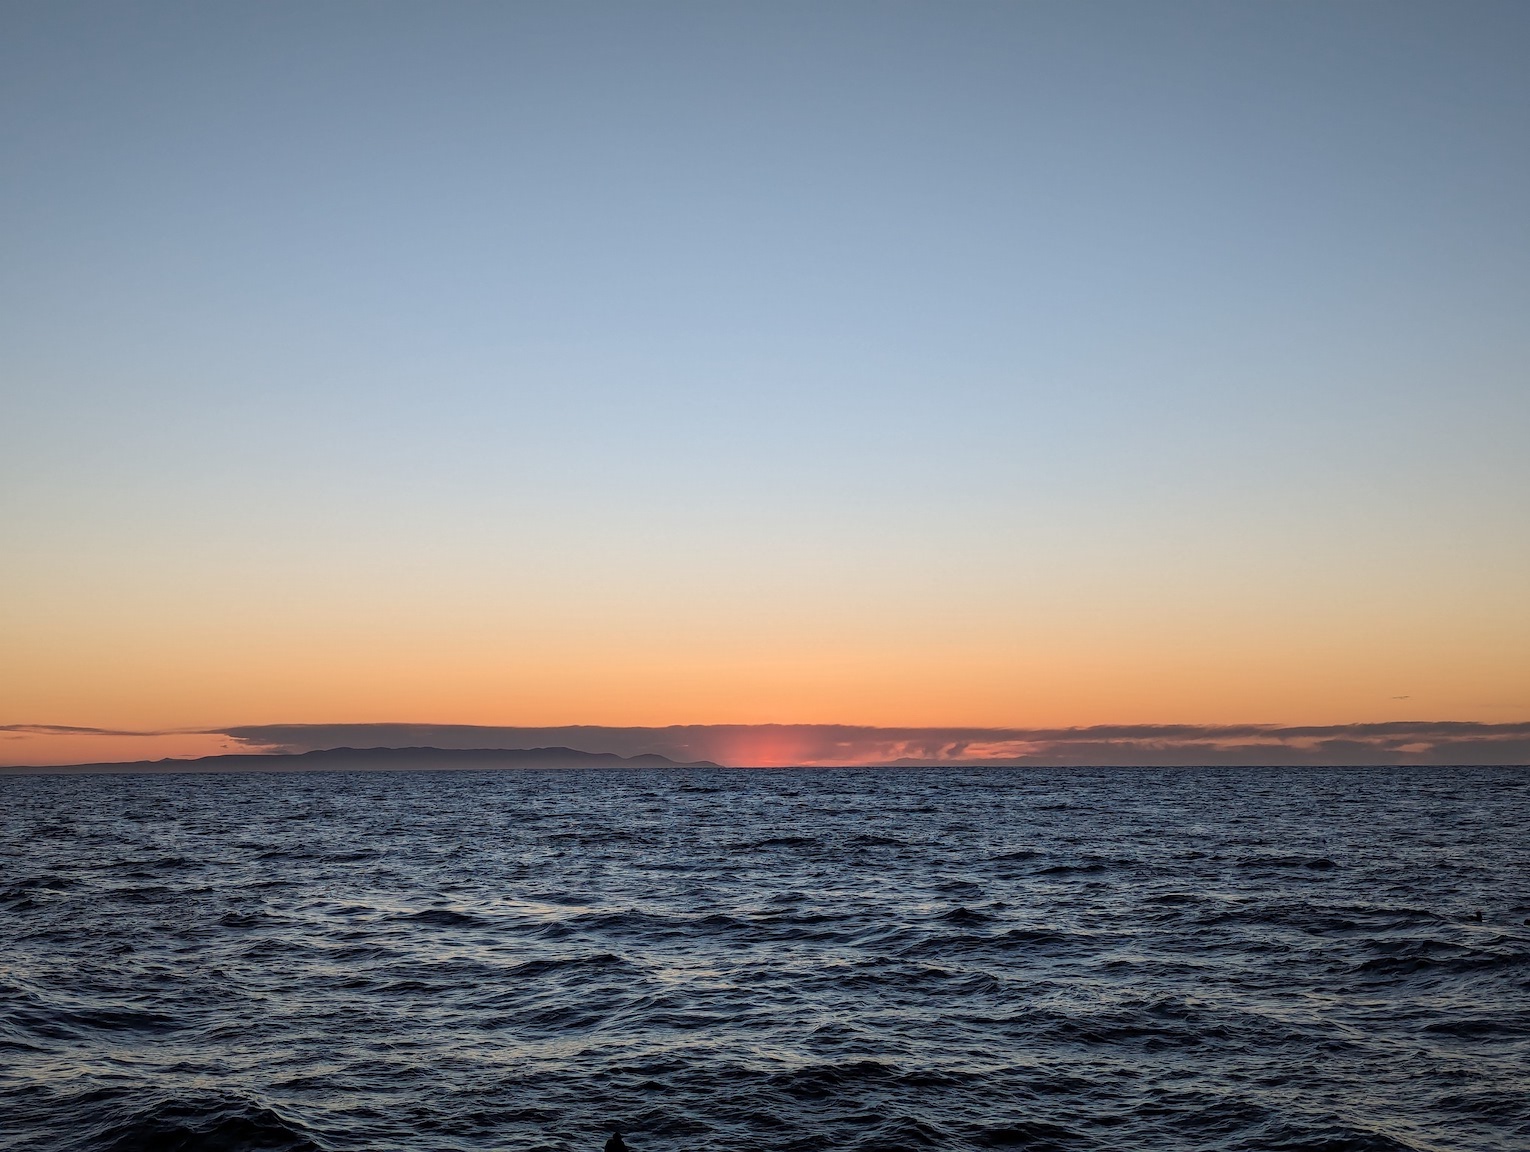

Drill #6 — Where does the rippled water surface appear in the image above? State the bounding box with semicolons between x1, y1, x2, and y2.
3;766;1528;1152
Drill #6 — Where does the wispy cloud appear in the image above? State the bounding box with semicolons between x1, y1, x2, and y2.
0;725;262;768
0;724;187;736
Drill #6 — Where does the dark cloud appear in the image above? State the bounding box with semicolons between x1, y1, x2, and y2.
219;722;1530;767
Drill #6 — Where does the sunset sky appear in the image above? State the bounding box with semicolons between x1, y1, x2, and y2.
3;3;1528;767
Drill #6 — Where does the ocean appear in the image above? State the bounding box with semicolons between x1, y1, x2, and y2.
2;765;1526;1151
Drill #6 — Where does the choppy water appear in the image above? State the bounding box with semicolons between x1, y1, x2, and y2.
2;766;1528;1152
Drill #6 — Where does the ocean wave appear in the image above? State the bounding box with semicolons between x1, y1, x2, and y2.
95;1093;324;1152
3;764;1527;1152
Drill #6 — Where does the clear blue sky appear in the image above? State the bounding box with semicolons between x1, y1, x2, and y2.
3;1;1527;740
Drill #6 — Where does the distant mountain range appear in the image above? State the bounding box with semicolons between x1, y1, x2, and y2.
1;746;721;775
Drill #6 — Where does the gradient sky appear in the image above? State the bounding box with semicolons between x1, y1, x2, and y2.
3;2;1528;760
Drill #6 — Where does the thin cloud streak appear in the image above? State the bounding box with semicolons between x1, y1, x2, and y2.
0;726;258;767
0;724;194;736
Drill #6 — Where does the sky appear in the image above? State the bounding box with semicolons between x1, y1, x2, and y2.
3;2;1528;766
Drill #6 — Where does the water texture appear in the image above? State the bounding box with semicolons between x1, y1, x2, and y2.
2;766;1527;1152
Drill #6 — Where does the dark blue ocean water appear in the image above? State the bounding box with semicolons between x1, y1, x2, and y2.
2;766;1527;1152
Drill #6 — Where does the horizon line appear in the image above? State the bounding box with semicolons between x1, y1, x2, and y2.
5;720;1530;770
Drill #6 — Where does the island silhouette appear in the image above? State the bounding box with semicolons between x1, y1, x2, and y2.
1;746;721;775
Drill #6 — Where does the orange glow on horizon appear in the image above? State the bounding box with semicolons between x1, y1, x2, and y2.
5;524;1527;767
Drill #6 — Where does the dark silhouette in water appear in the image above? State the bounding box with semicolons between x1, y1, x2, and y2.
604;1131;629;1152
